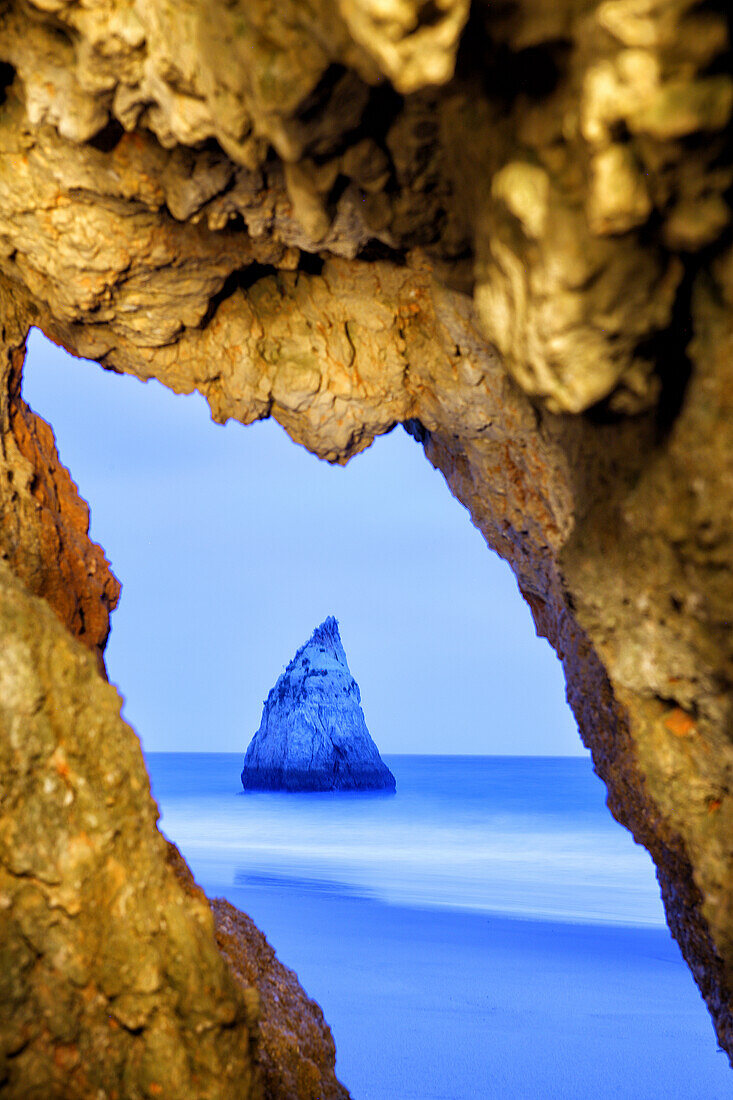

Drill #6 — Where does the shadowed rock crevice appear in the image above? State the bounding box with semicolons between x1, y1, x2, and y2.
0;61;14;106
0;0;732;1093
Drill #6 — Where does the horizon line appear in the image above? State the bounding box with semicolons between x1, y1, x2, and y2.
142;749;591;758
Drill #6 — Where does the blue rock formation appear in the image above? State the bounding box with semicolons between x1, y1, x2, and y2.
241;617;396;792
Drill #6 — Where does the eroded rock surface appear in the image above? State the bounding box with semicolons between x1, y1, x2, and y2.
167;842;348;1100
0;0;731;1091
0;317;119;675
0;558;261;1099
213;899;349;1100
242;616;396;792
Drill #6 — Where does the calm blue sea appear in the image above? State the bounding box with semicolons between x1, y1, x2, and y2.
145;753;663;928
145;753;733;1098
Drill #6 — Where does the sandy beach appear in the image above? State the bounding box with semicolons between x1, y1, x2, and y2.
145;753;732;1098
223;879;731;1100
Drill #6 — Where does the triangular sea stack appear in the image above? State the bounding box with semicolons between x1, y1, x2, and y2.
241;617;396;792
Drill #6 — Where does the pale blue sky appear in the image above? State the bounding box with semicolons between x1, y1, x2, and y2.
23;329;585;756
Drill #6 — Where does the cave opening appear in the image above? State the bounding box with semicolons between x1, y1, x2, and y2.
22;328;579;760
16;328;731;1098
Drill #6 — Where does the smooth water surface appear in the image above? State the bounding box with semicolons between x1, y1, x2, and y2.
146;753;663;927
145;753;731;1099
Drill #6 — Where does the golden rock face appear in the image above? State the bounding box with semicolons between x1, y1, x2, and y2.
0;0;732;1092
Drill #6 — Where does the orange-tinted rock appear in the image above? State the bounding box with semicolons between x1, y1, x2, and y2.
0;336;119;672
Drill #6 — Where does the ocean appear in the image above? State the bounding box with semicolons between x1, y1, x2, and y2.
145;753;732;1099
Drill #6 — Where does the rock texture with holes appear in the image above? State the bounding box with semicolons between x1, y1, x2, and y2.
242;617;396;792
0;0;732;1093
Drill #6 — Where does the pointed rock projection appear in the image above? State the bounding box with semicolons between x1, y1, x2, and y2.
241;617;396;792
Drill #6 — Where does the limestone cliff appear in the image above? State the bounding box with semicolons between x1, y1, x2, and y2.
242;617;396;792
0;0;732;1092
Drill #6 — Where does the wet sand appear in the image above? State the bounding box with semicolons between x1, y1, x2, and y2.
215;878;731;1100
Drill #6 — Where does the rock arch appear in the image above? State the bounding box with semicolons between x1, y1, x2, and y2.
0;1;731;1093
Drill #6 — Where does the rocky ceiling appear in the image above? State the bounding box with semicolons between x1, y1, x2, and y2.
0;0;731;1095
